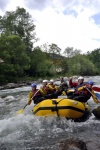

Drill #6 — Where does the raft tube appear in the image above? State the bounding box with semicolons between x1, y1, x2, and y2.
33;98;90;119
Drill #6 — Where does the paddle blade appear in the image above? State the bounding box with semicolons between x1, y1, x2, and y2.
93;86;100;92
16;109;24;114
95;93;100;100
16;104;27;114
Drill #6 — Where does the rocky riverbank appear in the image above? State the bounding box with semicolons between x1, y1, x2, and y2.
0;78;61;90
0;78;43;90
0;76;92;90
0;82;31;90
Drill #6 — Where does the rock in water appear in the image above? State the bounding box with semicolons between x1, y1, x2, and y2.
60;138;87;150
92;106;100;119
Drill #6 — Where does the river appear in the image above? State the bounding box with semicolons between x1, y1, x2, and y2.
0;76;100;150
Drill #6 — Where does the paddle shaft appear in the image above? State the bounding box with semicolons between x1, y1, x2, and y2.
25;89;39;106
23;104;28;109
32;89;40;99
85;87;99;101
17;89;40;114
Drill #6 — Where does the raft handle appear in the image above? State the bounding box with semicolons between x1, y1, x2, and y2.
52;100;58;105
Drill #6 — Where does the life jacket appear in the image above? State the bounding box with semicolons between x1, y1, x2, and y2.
32;89;41;96
39;86;48;96
47;84;56;93
83;88;92;98
76;85;92;98
75;83;84;93
28;89;40;102
32;89;38;95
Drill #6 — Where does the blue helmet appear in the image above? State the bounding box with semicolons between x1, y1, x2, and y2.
88;81;94;85
31;83;37;88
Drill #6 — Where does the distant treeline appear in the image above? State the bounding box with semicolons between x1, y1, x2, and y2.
0;7;100;85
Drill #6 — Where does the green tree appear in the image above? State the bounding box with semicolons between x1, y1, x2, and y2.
59;57;69;74
67;55;97;75
28;47;54;77
63;47;74;57
0;7;37;52
0;35;30;82
87;48;100;73
63;47;81;57
49;43;61;58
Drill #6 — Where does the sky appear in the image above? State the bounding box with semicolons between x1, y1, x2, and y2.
0;0;100;54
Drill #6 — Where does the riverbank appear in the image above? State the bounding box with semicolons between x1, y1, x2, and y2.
0;78;44;90
0;75;99;90
0;77;61;90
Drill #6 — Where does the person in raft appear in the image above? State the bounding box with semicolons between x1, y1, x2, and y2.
66;76;85;96
39;79;49;95
27;81;65;105
67;81;100;103
69;76;84;88
47;79;59;94
27;80;50;105
39;79;64;99
58;77;69;95
27;83;42;105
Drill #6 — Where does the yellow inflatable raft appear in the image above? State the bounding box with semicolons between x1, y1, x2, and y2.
33;98;90;119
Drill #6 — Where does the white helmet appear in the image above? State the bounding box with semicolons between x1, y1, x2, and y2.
42;80;48;83
50;79;54;82
78;76;84;80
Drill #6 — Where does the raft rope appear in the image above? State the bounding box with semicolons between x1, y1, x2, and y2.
52;98;64;117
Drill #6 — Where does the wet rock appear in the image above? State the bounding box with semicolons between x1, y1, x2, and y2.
60;138;87;150
0;86;4;90
0;82;31;90
0;83;25;90
92;106;100;119
0;80;41;90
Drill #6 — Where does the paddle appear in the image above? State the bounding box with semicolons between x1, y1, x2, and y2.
85;87;100;102
95;93;100;100
17;89;39;114
17;104;28;114
92;86;100;92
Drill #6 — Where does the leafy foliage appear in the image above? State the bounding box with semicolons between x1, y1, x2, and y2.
86;48;100;73
0;7;100;84
28;47;54;77
0;7;37;52
0;35;30;77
